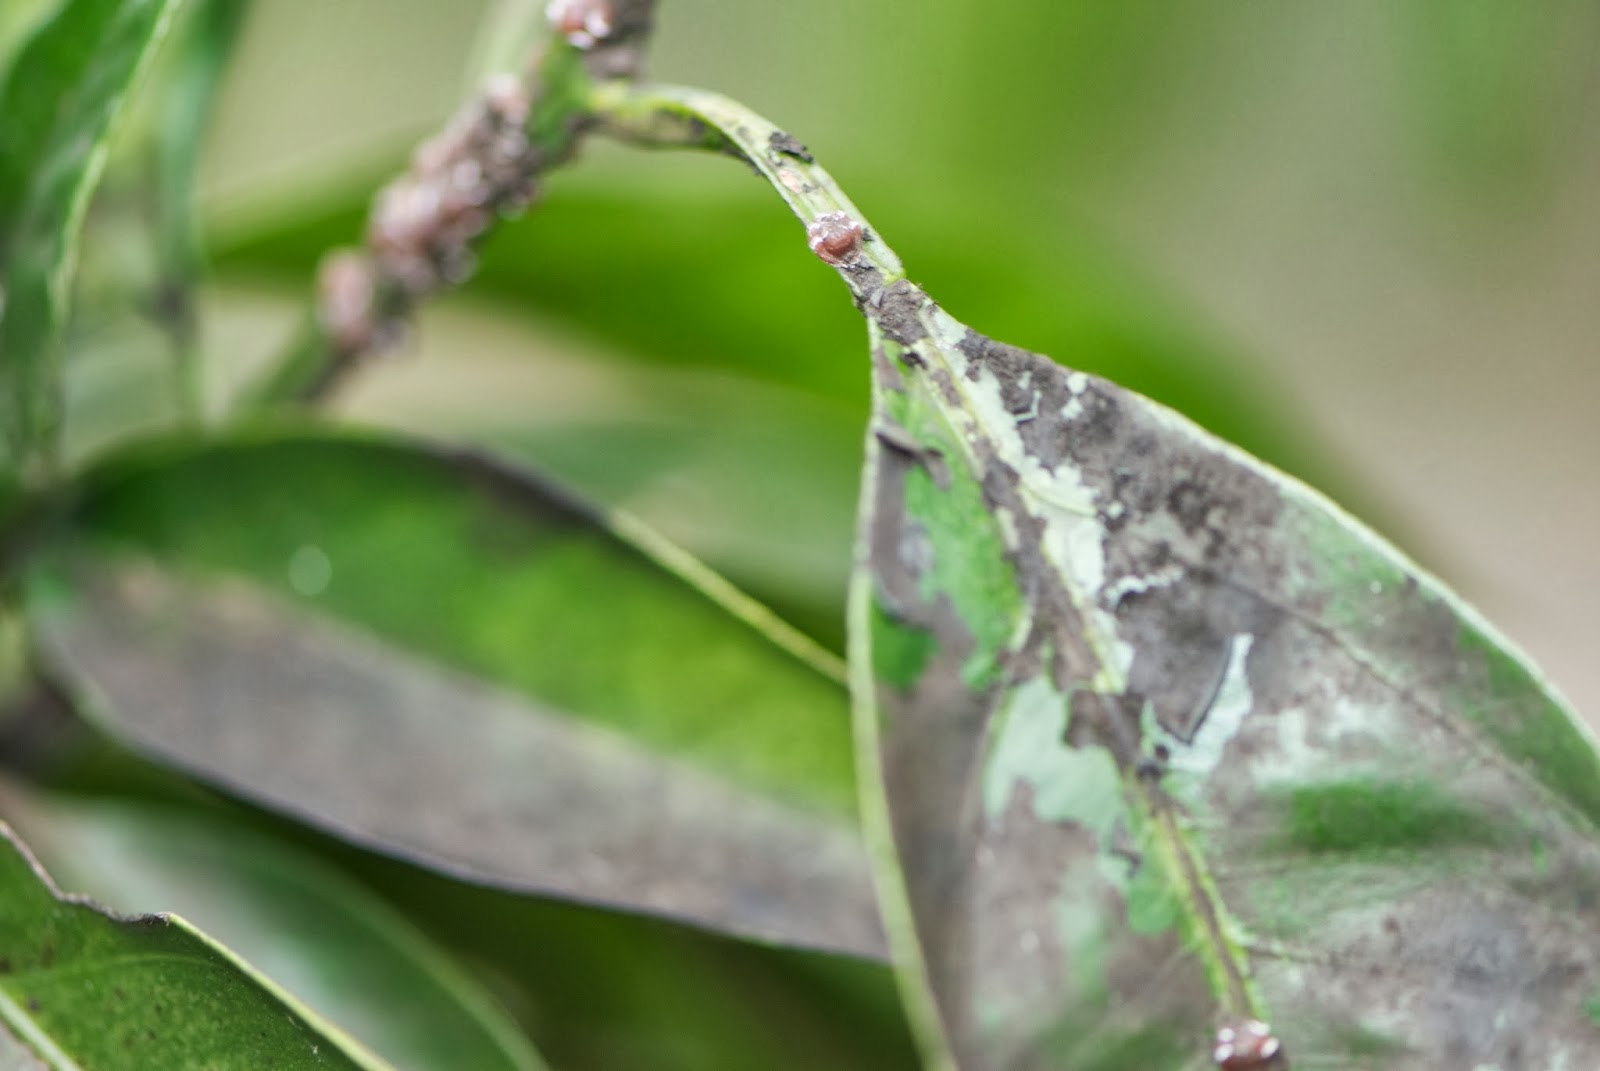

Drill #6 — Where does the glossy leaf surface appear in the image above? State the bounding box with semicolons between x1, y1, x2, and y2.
28;430;882;957
0;0;184;465
850;288;1600;1069
3;787;546;1071
0;820;387;1070
36;733;922;1071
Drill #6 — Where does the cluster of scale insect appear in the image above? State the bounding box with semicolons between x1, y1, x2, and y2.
318;75;535;356
318;2;626;357
370;74;535;296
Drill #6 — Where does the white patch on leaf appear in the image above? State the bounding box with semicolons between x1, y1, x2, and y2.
1159;634;1256;784
984;677;1125;844
924;307;1128;682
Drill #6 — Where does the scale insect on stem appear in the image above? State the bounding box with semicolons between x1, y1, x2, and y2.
807;210;864;266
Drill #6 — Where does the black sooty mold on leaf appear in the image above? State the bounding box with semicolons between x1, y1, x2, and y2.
848;281;1600;1071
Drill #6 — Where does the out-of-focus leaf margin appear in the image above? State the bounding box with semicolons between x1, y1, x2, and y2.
23;425;882;957
0;0;186;471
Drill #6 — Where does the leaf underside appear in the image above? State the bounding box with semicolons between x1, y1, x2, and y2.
849;279;1600;1070
28;431;883;958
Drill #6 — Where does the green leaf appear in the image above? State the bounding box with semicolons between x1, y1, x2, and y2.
0;0;186;470
0;818;389;1070
33;735;921;1071
28;428;882;958
850;292;1600;1068
147;0;248;420
328;316;866;652
3;786;545;1071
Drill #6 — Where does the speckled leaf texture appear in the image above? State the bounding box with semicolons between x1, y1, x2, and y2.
0;823;390;1070
849;283;1600;1070
3;790;547;1071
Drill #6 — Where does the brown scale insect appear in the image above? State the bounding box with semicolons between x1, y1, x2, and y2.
807;211;864;266
317;252;380;356
546;0;613;49
1213;1019;1283;1069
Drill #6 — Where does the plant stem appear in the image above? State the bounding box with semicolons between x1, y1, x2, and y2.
591;82;905;288
237;2;661;414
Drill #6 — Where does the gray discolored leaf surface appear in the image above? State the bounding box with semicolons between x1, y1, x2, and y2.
849;291;1600;1069
609;78;1600;1071
3;787;547;1071
34;561;877;959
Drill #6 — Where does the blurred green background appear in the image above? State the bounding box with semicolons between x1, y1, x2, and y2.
165;0;1597;718
13;1;1600;1066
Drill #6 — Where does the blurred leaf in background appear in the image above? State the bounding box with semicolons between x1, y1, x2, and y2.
28;430;881;957
185;2;1599;721
0;0;186;469
27;739;920;1071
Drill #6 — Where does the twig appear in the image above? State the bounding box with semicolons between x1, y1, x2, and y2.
238;0;658;412
590;81;904;285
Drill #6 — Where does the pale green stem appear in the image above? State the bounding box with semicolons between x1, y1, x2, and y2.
592;80;958;1070
591;81;906;283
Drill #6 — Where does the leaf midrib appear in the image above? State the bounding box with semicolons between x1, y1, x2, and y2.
901;298;1270;1024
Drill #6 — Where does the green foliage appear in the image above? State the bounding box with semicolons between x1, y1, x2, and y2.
29;429;880;959
0;822;387;1069
0;1;1595;1068
1273;778;1504;855
60;431;855;815
5;795;545;1070
0;0;185;470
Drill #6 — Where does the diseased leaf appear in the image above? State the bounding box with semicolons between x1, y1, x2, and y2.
849;288;1600;1069
28;430;883;958
0;0;186;468
580;81;1600;1066
0;820;389;1070
3;786;547;1071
